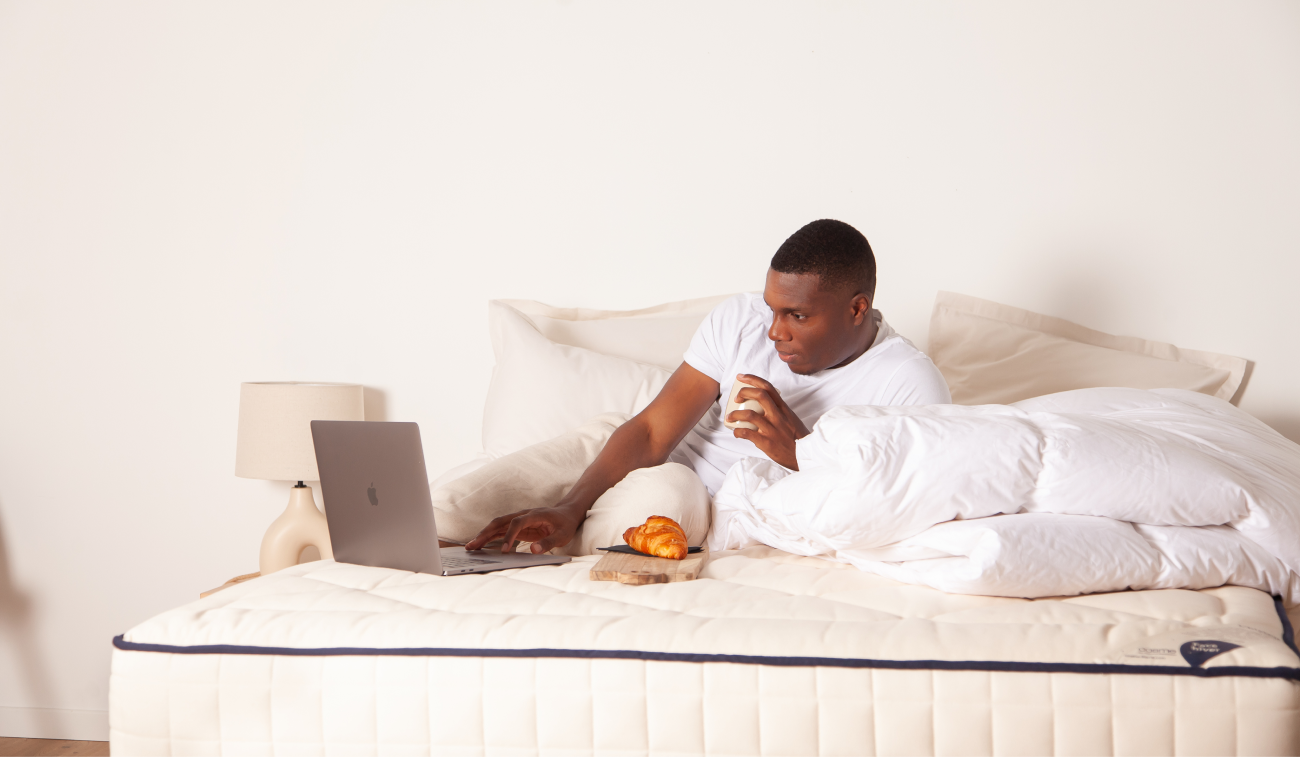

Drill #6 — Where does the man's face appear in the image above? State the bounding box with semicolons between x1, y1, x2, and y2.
763;268;871;375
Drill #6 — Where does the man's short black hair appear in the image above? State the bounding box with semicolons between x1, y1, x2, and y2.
770;219;875;297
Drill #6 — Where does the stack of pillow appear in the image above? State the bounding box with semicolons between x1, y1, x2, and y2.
431;294;730;545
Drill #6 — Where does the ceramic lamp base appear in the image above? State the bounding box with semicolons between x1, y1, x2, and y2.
259;484;333;574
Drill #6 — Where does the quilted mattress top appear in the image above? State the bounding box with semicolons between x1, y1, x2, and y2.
118;548;1300;679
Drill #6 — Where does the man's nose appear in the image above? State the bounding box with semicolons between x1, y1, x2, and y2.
768;316;789;343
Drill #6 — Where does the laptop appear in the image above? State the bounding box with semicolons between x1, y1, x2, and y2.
310;420;571;576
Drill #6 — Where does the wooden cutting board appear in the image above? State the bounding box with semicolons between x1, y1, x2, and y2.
590;546;707;585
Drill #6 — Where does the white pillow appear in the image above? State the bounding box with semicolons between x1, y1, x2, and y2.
928;291;1248;406
482;301;672;458
498;293;734;372
433;413;626;544
433;414;709;557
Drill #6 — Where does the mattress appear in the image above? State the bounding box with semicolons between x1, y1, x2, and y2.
110;548;1300;755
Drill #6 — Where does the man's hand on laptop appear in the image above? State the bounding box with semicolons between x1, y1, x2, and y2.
464;506;583;555
727;374;811;470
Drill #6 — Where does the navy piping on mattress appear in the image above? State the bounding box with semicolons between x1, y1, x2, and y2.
108;635;1300;680
111;598;1300;681
1280;595;1300;659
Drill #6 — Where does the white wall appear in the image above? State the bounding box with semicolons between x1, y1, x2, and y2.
1;0;1297;739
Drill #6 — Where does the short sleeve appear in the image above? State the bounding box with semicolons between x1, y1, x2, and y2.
682;295;746;384
878;356;953;406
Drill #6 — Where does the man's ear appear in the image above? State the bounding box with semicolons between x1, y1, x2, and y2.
850;293;872;324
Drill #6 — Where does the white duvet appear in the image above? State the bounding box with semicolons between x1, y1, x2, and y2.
709;388;1300;604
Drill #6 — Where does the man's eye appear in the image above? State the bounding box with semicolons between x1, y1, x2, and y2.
792;313;806;321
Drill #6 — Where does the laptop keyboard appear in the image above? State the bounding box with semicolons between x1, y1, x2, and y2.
441;555;502;570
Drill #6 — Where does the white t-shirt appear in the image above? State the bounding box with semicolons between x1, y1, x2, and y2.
672;292;951;494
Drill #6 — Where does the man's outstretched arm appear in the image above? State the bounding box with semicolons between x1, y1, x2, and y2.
463;362;721;554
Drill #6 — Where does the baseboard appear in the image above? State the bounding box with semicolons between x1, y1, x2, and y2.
0;706;108;741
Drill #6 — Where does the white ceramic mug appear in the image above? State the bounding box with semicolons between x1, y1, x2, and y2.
723;378;764;431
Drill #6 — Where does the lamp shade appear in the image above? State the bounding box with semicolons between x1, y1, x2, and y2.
235;382;364;481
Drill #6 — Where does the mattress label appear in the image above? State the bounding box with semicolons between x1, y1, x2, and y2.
1114;626;1273;667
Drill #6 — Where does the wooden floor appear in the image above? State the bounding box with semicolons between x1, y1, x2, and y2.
0;739;108;757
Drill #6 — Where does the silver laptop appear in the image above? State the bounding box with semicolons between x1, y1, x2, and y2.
310;420;571;576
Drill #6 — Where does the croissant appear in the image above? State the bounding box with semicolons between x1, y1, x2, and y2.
623;515;688;560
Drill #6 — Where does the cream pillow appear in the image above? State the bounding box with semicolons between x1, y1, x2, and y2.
929;291;1247;406
571;462;710;555
499;293;734;372
482;301;672;458
433;413;627;544
434;415;710;557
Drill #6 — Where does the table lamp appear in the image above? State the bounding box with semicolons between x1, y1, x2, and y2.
235;382;364;574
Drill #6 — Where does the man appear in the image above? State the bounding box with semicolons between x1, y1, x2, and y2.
466;219;951;555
